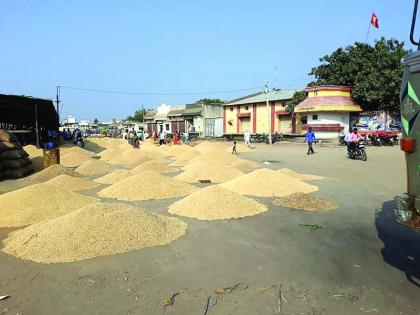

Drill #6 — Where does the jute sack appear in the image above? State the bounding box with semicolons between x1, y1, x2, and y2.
0;149;24;161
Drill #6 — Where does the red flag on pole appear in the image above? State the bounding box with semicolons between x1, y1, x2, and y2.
370;12;379;28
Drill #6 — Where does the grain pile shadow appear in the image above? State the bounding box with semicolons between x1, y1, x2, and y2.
375;200;420;287
84;141;106;154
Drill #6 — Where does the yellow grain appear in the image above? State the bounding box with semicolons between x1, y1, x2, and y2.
2;202;187;263
169;185;267;220
98;170;197;201
46;174;101;191
220;168;318;197
0;183;99;227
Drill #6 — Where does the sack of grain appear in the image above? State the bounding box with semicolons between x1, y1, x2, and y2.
0;141;17;152
0;130;12;142
0;160;21;169
0;149;24;160
2;168;26;178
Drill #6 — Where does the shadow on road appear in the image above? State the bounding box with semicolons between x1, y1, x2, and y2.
375;200;420;287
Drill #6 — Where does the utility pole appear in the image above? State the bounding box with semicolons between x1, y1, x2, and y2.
265;81;272;144
56;85;61;123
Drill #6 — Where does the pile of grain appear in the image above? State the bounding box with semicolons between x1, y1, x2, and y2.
94;169;132;184
98;170;197;201
165;144;195;157
0;130;33;179
272;193;337;211
176;160;244;183
182;149;239;169
277;168;323;181
23;145;43;157
220;168;318;197
194;141;227;154
118;142;133;150
46;174;101;191
2;203;187;263
108;149;154;166
97;148;123;161
131;161;177;174
0;183;99;227
61;151;92;167
75;159;115;176
23;164;83;184
169;185;267;220
168;149;201;167
228;159;259;173
60;146;95;157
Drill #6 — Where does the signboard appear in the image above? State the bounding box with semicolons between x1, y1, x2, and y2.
350;111;401;133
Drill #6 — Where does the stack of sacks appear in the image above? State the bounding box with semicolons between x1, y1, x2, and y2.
0;130;33;179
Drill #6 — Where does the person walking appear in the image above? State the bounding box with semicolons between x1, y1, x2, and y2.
304;127;316;155
244;130;251;149
159;130;166;145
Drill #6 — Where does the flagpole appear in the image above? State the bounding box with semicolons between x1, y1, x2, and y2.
365;22;371;43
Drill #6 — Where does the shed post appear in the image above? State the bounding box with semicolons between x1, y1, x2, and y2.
34;103;40;148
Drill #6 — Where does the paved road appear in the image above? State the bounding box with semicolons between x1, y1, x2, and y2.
0;143;418;315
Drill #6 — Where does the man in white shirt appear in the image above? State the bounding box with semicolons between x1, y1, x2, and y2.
159;130;166;145
244;130;251;148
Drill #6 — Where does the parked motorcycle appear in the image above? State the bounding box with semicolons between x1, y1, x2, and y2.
349;142;367;161
378;134;394;146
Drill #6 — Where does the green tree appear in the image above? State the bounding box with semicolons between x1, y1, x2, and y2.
309;38;408;112
93;118;99;124
126;109;147;122
286;90;307;113
195;98;224;105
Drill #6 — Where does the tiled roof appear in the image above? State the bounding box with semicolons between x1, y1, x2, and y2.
296;96;357;108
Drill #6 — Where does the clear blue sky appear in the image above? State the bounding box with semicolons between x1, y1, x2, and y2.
0;0;413;122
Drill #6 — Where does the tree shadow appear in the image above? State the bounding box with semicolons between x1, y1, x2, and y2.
375;200;420;287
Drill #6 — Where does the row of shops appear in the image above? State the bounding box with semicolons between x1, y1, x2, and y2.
145;85;401;140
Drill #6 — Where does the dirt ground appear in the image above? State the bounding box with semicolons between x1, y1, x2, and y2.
0;142;419;315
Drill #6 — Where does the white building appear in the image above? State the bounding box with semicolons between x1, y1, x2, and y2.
295;85;362;139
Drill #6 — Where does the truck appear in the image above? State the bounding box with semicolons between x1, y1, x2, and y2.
395;0;420;228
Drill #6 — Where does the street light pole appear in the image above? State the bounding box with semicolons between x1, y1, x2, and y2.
265;81;272;144
56;85;61;123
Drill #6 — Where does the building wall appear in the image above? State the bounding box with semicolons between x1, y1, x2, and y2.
255;104;269;134
306;112;350;139
202;105;223;119
225;106;237;133
224;102;294;134
308;90;351;97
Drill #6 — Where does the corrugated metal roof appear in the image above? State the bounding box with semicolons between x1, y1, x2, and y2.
167;109;184;117
183;107;202;115
144;111;156;119
226;90;300;105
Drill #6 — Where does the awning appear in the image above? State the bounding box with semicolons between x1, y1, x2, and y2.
0;94;59;130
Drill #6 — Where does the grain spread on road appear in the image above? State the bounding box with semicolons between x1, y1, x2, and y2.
272;193;337;211
2;202;187;263
169;185;267;220
220;168;318;197
0;183;99;227
98;170;197;201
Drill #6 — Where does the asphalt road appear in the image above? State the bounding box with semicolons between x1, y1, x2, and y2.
0;142;418;315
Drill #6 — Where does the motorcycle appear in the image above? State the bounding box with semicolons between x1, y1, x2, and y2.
378;134;394;146
368;134;381;146
349;142;367;161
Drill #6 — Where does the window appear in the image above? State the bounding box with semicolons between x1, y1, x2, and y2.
245;105;249;110
165;124;169;131
312;114;318;120
230;107;233;112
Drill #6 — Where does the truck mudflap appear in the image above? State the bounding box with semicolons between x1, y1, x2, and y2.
395;193;420;229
